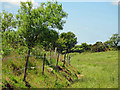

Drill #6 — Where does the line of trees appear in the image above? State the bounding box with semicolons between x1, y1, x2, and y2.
71;33;120;53
0;1;76;81
0;1;119;57
0;1;78;57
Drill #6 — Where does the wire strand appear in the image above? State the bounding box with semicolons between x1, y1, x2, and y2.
2;55;58;60
0;64;56;75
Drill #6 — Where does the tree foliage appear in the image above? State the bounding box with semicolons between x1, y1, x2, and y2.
0;1;68;57
80;43;91;51
71;45;84;53
104;34;120;50
41;30;59;50
91;41;108;52
56;32;77;53
109;34;120;47
16;1;67;49
0;11;16;33
15;1;68;81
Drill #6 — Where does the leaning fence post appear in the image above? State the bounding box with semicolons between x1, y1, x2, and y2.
56;53;59;67
23;49;30;81
63;53;66;67
42;53;46;75
69;55;71;64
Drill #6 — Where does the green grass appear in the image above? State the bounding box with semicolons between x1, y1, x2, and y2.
68;51;118;88
2;51;79;88
2;50;118;88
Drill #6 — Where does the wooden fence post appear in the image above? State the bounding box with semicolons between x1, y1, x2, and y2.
67;54;69;60
49;48;51;63
69;55;71;64
42;53;46;75
63;53;66;67
55;47;57;56
67;54;69;63
23;49;31;81
56;53;59;67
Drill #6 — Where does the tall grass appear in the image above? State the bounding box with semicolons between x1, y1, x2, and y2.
2;50;79;88
68;51;118;88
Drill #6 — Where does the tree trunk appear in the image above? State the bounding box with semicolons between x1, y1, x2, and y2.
23;49;30;81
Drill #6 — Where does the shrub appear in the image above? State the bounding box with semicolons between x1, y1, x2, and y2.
2;44;13;57
91;42;107;52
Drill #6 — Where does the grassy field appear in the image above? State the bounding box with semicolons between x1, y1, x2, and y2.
2;50;118;88
2;51;79;88
68;51;118;88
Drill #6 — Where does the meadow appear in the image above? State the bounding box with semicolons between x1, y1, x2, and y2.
1;1;119;89
2;51;79;88
68;51;118;88
1;49;118;88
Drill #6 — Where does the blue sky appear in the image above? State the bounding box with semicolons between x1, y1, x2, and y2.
0;1;118;45
60;2;118;45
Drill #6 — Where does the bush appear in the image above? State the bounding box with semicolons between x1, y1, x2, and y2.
70;47;84;53
31;46;45;59
16;46;28;55
2;44;13;57
91;42;107;52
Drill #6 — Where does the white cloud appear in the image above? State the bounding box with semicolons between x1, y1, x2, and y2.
112;1;118;5
0;0;39;8
111;0;120;5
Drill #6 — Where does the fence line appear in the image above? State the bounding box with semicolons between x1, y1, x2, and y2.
0;64;56;75
0;68;25;75
1;53;71;79
2;55;28;60
2;55;58;61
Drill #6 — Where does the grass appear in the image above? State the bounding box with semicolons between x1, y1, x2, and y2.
68;51;118;88
2;49;118;88
2;50;79;88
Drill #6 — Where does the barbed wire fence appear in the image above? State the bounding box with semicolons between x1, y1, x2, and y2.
1;52;71;81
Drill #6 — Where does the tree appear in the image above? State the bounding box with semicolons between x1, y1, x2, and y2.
0;11;16;33
0;13;2;31
16;1;67;81
56;38;66;53
57;32;77;53
2;30;25;48
0;11;23;56
70;45;84;53
92;41;106;52
109;34;120;47
49;30;59;50
104;40;112;47
80;43;90;51
104;34;120;51
41;30;59;50
0;11;17;45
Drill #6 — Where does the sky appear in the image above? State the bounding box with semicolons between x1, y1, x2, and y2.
0;0;118;45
